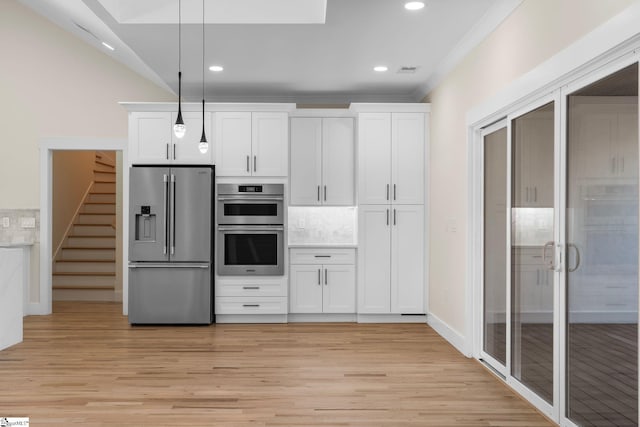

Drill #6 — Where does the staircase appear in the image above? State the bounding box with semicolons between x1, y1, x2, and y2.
53;152;117;301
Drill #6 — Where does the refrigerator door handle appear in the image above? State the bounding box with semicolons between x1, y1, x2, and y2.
129;263;209;269
170;174;176;256
162;174;168;255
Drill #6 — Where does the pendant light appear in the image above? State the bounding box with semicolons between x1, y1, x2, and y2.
198;0;209;154
173;0;186;139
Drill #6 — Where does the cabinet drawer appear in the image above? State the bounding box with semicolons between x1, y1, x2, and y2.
215;297;288;314
290;248;355;265
216;279;287;297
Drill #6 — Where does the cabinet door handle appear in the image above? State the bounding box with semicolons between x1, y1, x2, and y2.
254;155;257;172
325;268;328;285
243;304;260;308
393;209;396;226
386;209;389;226
173;144;176;160
324;185;327;201
243;286;260;290
314;255;331;258
166;143;169;160
246;155;250;172
393;184;396;201
318;269;321;285
386;184;389;201
317;185;320;201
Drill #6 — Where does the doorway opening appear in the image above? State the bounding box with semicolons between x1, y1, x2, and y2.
52;150;122;303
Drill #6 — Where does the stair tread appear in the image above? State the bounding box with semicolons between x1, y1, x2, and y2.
94;180;116;184
78;212;115;215
95;160;115;168
68;235;115;238
89;191;116;195
53;285;115;290
56;259;115;263
84;202;115;205
74;223;115;226
94;170;116;174
53;271;115;276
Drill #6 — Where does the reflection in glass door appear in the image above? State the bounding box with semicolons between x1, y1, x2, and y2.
483;125;508;367
511;102;555;404
565;63;639;426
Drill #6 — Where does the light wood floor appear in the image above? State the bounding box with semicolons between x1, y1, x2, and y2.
0;302;553;426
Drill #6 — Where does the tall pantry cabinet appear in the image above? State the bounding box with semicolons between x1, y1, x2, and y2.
356;108;428;314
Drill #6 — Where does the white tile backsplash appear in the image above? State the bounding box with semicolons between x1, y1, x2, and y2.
0;209;39;244
288;207;357;245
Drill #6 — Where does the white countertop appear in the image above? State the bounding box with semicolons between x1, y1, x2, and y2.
0;242;34;248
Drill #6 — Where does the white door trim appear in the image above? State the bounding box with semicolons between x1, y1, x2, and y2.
37;138;127;315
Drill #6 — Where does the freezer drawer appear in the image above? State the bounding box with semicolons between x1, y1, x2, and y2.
129;264;212;324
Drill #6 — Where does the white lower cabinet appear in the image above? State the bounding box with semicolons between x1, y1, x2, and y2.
358;205;424;314
214;277;288;315
289;248;356;314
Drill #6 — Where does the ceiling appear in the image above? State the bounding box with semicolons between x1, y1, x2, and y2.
20;0;522;103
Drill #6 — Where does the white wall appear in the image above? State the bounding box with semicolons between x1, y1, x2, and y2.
0;0;172;306
425;0;636;335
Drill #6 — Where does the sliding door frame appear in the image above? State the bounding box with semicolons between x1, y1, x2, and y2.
471;45;640;427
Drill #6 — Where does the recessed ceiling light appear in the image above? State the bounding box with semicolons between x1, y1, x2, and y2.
374;66;388;72
209;65;224;72
405;2;425;11
101;41;115;51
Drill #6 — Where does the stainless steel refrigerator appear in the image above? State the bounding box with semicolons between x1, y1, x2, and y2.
128;166;214;324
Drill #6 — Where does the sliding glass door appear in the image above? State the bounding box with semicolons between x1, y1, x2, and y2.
564;62;638;427
480;59;639;426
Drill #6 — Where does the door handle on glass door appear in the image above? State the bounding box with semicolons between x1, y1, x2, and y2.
542;241;555;270
567;243;581;272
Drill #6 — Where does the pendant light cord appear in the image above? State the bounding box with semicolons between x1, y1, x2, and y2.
200;0;207;143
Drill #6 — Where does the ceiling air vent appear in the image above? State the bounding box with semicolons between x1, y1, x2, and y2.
397;66;419;74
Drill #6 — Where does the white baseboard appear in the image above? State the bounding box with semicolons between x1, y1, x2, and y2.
288;313;357;323
427;313;471;357
357;314;427;323
26;301;49;316
215;314;288;324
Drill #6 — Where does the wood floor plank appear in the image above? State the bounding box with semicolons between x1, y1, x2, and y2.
0;302;553;426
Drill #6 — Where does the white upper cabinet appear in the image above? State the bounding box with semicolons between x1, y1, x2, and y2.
359;112;425;205
253;112;289;176
290;117;354;206
359;113;392;205
215;112;252;176
216;112;289;177
129;112;172;164
290;118;323;205
392;113;425;205
322;118;355;205
129;111;213;165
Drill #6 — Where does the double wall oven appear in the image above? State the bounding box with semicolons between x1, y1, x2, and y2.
217;184;284;276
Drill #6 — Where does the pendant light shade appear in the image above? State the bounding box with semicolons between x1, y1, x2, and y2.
198;0;209;154
173;0;186;139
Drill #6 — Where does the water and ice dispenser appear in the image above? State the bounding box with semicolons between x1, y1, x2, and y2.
134;205;157;242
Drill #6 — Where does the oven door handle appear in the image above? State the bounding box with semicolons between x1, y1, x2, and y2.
217;196;284;201
218;225;284;232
